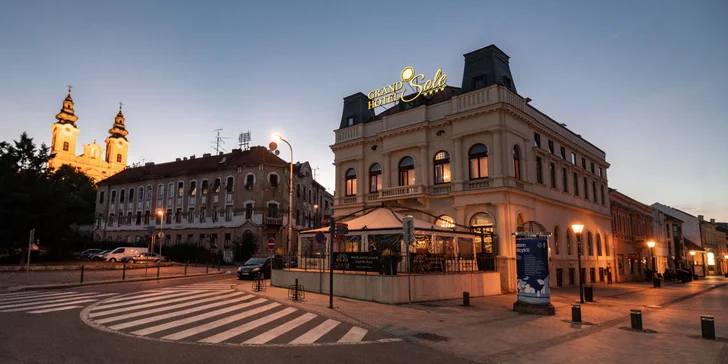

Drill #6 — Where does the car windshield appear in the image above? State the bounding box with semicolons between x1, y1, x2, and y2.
83;249;101;254
245;258;266;265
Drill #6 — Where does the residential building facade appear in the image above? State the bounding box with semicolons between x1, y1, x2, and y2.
330;44;612;292
48;88;129;182
293;161;334;232
651;204;706;274
93;146;332;262
609;189;655;282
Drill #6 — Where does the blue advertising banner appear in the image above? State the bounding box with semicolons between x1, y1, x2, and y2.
515;236;550;304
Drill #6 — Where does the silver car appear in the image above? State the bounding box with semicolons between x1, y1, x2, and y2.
122;252;167;264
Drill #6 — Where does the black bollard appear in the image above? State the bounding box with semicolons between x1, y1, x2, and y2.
701;315;715;340
157;261;160;278
653;276;661;288
80;265;84;283
585;285;594;302
122;263;126;280
463;292;470;307
295;278;299;300
572;304;582;323
206;261;209;274
184;263;187;276
630;309;642;331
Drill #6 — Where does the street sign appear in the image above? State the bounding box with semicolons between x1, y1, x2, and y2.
403;216;414;245
157;232;165;239
315;231;326;245
335;223;349;235
267;238;276;250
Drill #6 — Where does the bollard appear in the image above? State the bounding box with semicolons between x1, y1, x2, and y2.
463;292;470;307
157;261;160;278
206;261;209;274
653;276;661;288
630;309;643;331
585;285;594;302
572;304;582;323
122;263;126;280
701;315;715;340
295;278;299;300
184;263;187;276
80;265;84;283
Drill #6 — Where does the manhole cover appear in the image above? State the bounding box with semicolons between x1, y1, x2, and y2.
413;332;448;342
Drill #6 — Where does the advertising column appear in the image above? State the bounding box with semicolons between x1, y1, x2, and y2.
513;233;555;315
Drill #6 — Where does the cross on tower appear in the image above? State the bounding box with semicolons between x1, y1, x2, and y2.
119;102;123;109
67;85;72;93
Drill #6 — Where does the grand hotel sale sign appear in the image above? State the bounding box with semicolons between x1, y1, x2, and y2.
367;66;448;110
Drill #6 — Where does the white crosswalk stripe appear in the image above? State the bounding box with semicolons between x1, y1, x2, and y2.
85;288;381;346
159;280;237;291
0;291;118;314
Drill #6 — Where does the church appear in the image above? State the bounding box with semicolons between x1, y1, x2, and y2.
48;88;130;183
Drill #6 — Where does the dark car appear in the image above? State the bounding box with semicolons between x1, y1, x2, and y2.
237;257;272;280
74;249;104;260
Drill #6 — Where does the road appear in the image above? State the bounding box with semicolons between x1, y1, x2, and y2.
0;274;470;364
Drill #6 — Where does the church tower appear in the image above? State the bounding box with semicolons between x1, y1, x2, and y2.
49;87;81;171
105;104;130;167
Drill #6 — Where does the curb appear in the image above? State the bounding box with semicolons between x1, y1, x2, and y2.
4;270;230;292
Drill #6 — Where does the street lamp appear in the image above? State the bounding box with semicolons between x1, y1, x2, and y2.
272;133;294;257
156;209;164;258
571;224;585;303
647;241;655;272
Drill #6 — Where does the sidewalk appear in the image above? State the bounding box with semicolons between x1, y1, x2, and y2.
236;276;728;364
0;264;229;291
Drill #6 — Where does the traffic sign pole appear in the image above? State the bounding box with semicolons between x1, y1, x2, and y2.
403;217;414;304
329;217;335;309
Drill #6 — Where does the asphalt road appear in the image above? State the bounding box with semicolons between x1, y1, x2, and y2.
0;274;470;364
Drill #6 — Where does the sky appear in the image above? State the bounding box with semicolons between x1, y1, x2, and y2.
1;0;726;221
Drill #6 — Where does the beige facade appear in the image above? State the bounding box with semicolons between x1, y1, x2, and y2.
292;161;334;232
48;89;129;182
609;189;655;282
330;45;612;292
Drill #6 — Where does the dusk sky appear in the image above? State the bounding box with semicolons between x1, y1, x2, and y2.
2;1;726;220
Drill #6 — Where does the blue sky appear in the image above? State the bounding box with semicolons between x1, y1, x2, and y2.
1;0;726;220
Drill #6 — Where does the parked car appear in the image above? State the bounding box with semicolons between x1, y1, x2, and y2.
104;247;148;262
89;250;111;261
122;252;167;264
237;257;272;280
74;249;104;260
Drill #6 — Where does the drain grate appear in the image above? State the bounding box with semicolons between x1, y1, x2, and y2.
413;332;449;342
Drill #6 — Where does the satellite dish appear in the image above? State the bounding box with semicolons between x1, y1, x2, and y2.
274;150;280;156
269;142;278;151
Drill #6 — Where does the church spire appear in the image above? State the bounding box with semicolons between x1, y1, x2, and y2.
54;86;78;127
108;102;129;140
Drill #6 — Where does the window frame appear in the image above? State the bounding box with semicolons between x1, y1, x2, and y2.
345;168;357;196
369;163;382;193
433;151;451;185
398;157;415;186
468;144;489;180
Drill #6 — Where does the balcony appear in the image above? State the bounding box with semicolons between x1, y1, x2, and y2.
343;196;357;204
430;184;451;194
381;184;423;199
263;215;283;226
465;179;490;190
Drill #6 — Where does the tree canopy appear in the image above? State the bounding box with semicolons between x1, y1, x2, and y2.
0;133;96;258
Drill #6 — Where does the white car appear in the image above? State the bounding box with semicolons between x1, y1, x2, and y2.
104;247;148;262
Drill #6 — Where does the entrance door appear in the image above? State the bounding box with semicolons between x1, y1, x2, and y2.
556;268;563;287
568;268;575;286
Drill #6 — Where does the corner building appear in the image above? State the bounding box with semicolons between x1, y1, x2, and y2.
331;45;612;292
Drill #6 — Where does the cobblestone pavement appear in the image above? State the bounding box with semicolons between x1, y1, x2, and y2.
239;275;728;364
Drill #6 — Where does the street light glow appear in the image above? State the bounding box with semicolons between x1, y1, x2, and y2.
689;251;696;256
272;133;282;141
313;204;319;209
571;224;584;234
157;210;163;216
647;241;655;248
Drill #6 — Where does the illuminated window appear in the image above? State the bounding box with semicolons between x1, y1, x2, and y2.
534;133;541;148
470;213;494;254
189;181;197;196
398;157;415;186
369;163;382;193
548;140;554;154
468;144;488;179
513;146;522;180
437;215;455;229
177;182;184;197
116;154;122;163
433;151;451;184
345;168;357;196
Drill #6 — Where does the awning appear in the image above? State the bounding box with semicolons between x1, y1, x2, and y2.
684;238;705;252
300;207;468;235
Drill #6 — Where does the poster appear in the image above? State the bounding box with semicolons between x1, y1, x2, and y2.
333;252;380;272
515;235;550;304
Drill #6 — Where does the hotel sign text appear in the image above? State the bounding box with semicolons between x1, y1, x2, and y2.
367;66;447;110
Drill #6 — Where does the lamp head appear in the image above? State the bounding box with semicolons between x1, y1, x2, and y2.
647;241;655;248
571;224;584;234
272;133;282;141
689;251;696;256
156;210;164;216
314;204;319;209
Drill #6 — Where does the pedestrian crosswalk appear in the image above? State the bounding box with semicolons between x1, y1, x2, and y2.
160;281;235;291
85;288;387;345
0;290;118;314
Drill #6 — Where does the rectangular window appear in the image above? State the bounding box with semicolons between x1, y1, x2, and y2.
370;174;381;193
549;163;556;188
583;177;589;200
591;163;595;174
200;206;207;222
573;173;579;196
189;181;197;196
598;167;603;178
146;186;151;200
562;168;568;193
168;183;173;201
144;211;150;224
345;178;356;196
213;178;221;194
225;206;233;221
187;234;193;243
111;190;116;203
581;158;586;169
434;163;451;184
601;185;605;205
177;182;184;197
99;191;105;204
536;157;543;184
136;212;141;225
226;177;234;193
175;208;182;223
120;189;125;203
593;181;598;203
188;207;194;223
212;208;218;222
599;267;605;283
469;157;488;179
201;180;209;195
556;269;563;287
571;152;576;164
568;268;575;286
548;140;554;154
560;146;566;160
138;187;144;201
245;203;253;220
199;234;206;245
224;233;231;249
399;169;415;186
534;133;541;148
129;188;134;202
267;203;278;217
590;268;596;284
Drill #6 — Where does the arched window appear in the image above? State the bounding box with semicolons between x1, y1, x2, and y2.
516;213;524;228
128;188;134;202
345;168;357;196
436;215;455;229
468;144;488;179
433;151;451;184
513;145;522;180
554;226;560;255
567;227;573;255
189;181;197;196
138;187;144;201
587;232;594;256
62;141;69;152
369;163;382;193
119;189;125;203
226;176;234;193
604;234;610;256
177;182;184;197
470;213;494;254
596;233;603;256
244;174;254;190
116;153;122;163
398;157;415;186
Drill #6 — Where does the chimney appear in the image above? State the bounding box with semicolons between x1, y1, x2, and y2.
218;152;223;156
339;92;374;129
190;155;195;160
710;218;715;224
175;158;181;162
461;44;517;94
698;215;704;221
144;162;155;166
183;157;187;161
203;153;211;158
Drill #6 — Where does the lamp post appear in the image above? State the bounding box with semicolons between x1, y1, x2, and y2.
156;210;164;258
571;224;585;303
273;134;294;257
313;204;319;228
647;241;655;272
689;250;696;279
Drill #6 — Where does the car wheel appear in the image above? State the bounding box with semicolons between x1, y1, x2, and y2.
128;259;135;264
109;258;116;262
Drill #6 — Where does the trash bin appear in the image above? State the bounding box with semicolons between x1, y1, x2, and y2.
653;277;661;288
584;285;594;302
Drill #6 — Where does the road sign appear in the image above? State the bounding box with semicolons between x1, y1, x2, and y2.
157;232;165;239
335;223;349;235
267;238;276;250
403;216;414;245
315;232;326;245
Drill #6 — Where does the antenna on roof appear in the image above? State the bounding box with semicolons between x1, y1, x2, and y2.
209;129;231;154
238;131;251;151
313;166;320;181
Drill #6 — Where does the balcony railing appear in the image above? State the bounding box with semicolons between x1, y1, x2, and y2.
466;179;490;190
343;196;357;204
381;184;423;198
431;184;451;194
264;216;283;226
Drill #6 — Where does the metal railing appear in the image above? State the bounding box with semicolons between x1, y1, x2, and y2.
275;253;497;275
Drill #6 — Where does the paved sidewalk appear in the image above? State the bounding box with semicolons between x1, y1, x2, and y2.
236;276;728;364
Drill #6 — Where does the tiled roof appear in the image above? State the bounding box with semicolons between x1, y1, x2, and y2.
98;146;287;186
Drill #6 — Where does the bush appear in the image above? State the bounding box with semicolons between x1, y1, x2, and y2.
163;243;212;263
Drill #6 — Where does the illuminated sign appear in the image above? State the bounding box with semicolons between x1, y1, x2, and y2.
367;66;447;110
